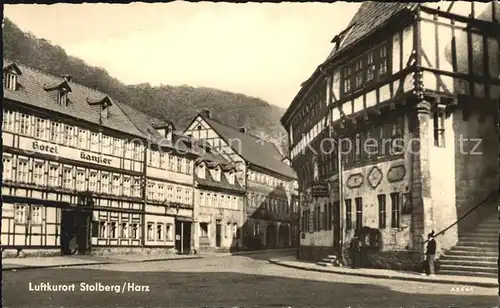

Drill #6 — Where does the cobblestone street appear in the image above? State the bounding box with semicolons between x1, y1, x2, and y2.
3;251;498;308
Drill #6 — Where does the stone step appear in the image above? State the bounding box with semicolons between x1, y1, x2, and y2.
316;261;332;267
460;233;498;239
458;236;498;243
439;259;497;269
439;255;497;262
321;258;336;263
474;227;499;233
439;270;498;278
457;241;498;248
445;248;498;256
327;255;338;259
440;264;498;274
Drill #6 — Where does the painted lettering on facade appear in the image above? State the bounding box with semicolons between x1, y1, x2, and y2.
80;152;112;165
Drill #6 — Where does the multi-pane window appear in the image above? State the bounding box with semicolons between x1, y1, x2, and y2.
354;58;364;89
17;159;29;183
378;194;387;229
99;221;107;238
157;184;164;201
206;193;212;207
185;159;191;174
200;192;206;206
123;177;131;197
31;206;42;224
33;162;45;186
48;164;60;187
101;173;110;194
433;111;445;147
64;126;75;147
147;182;154;200
3;155;13;181
78;129;87;149
366;51;375;81
166;224;173;240
177;188;183;203
355;198;363;231
19;114;30;135
159;153;166;169
379;45;388;75
113;138;122;156
14;204;27;224
391;193;401;228
147;222;154;240
345;199;352;230
131;223;139;239
50;122;61;143
58;91;68;105
112;175;121;195
166;186;174;201
35;118;46;139
133;144;142;161
168;155;175;171
184;189;191;204
177;157;183;173
120;223;128;238
90;132;100;152
102;135;111;154
343;66;352;93
157;223;164;241
131;178;140;197
76;170;86;191
63;167;73;189
110;221;117;238
3;110;15;131
88;171;98;192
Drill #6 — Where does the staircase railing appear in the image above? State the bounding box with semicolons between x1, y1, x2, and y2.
423;190;498;244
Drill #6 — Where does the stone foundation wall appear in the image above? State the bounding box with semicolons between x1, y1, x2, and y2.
298;245;336;263
341;245;424;271
2;248;60;259
91;247;178;257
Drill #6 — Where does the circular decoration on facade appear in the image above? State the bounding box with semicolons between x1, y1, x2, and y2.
387;164;406;183
367;166;383;189
346;173;364;189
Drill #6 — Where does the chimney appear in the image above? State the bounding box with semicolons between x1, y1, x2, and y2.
238;126;247;134
62;74;72;82
201;109;211;119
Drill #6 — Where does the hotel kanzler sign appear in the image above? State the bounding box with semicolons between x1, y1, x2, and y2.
14;135;119;168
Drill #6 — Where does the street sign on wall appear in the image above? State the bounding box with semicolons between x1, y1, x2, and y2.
311;182;329;197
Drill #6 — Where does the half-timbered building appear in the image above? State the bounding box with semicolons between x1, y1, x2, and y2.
1;60;197;257
184;111;299;250
281;2;499;275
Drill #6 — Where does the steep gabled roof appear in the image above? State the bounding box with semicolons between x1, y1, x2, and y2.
198;114;296;179
326;2;417;60
3;62;22;75
3;59;145;138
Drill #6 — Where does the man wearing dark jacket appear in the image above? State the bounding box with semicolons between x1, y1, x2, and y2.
424;231;437;276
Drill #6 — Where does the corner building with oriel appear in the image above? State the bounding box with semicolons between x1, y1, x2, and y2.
281;2;499;273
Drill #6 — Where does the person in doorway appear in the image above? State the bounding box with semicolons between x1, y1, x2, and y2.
350;232;362;269
422;231;437;276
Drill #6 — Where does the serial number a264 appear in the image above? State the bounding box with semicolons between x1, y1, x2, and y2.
450;286;473;293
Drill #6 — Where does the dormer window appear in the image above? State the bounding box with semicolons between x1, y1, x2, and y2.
87;95;113;122
214;167;221;182
102;104;109;119
3;62;22;91
228;171;235;185
4;72;17;91
198;163;206;179
58;91;68;105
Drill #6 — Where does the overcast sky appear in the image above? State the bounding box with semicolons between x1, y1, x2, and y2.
5;2;360;109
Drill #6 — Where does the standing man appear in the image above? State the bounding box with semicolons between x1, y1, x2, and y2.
423;231;437;276
350;231;361;269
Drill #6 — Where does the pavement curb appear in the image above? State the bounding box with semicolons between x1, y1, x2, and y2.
3;256;203;272
268;259;499;288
